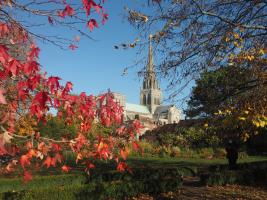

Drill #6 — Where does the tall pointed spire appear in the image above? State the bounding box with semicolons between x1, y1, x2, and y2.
147;34;154;72
140;34;162;114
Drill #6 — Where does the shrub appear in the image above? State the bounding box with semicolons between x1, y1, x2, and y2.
0;168;183;200
200;162;267;186
158;146;172;157
239;151;249;159
180;148;195;158
198;148;214;159
213;148;227;159
170;146;181;157
138;140;155;155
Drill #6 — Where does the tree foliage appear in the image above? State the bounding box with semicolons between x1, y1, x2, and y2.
186;65;254;118
126;0;267;101
0;1;142;183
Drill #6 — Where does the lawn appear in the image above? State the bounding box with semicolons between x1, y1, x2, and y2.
0;155;267;199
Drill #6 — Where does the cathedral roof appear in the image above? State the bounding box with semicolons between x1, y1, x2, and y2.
154;105;174;114
125;103;150;114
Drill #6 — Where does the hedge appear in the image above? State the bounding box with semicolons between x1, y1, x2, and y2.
200;162;267;186
0;167;182;200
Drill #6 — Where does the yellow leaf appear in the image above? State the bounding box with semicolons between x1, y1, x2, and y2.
259;49;265;55
238;117;246;121
247;55;254;61
233;32;239;39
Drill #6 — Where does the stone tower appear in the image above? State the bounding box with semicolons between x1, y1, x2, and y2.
140;35;162;114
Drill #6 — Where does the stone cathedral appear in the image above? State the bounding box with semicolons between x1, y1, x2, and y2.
113;37;181;132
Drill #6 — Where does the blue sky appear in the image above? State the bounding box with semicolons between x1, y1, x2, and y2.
28;0;192;113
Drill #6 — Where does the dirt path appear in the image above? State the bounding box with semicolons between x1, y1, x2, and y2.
130;176;267;200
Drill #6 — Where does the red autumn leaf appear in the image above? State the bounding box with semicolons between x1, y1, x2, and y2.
57;10;66;18
120;148;129;160
20;155;31;169
0;88;6;104
50;157;56;167
87;162;95;169
23;171;32;183
93;4;102;13
117;161;131;172
69;44;78;50
0;44;9;63
27;149;37;158
87;19;98;32
85;161;95;173
0;135;8;155
132;120;143;134
8;59;22;76
23;61;40;76
54;153;63;164
27;43;40;60
101;13;108;25
61;165;71;172
0;23;9;36
52;143;61;152
82;0;97;16
47;76;61;93
64;4;74;16
32;91;51;110
62;81;73;95
43;156;52;168
132;141;140;151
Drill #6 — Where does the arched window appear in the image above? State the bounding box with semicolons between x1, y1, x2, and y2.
143;81;146;89
143;94;146;105
148;93;151;105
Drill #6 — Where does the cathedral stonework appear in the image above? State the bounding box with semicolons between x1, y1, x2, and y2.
114;36;181;133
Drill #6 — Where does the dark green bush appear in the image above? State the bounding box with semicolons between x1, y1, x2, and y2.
0;167;183;200
200;162;267;186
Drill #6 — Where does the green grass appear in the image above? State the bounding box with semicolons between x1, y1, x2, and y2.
127;155;267;168
0;155;267;198
0;174;86;193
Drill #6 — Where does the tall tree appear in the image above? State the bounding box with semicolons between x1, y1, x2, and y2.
126;0;267;104
0;1;141;182
186;65;254;118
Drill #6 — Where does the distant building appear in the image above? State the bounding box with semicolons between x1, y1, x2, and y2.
114;36;181;133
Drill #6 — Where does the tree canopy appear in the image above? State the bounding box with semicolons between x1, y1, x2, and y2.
0;1;141;182
127;0;266;101
186;65;255;118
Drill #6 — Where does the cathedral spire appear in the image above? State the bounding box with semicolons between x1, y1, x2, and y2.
147;34;154;72
140;34;162;114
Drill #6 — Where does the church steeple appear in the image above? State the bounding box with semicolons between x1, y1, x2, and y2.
147;34;153;72
140;35;162;114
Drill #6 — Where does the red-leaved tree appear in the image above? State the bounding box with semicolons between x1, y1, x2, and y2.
0;0;142;182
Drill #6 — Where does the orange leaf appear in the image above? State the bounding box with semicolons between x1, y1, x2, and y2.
61;165;71;172
23;171;32;183
76;153;83;164
20;155;31;169
43;156;52;168
132;141;140;151
120;148;129;160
